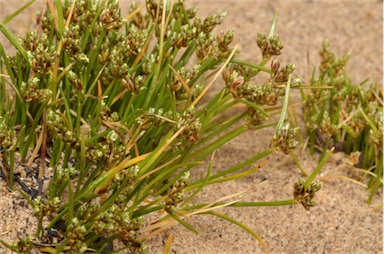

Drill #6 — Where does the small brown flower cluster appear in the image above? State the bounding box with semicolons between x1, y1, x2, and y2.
130;2;151;29
100;0;124;31
145;0;164;22
65;218;88;253
100;100;120;122
97;26;148;92
221;33;300;129
86;129;126;166
177;106;202;143
317;111;338;140
20;77;52;103
224;60;299;129
171;66;199;101
0;114;16;151
196;26;236;62
319;40;349;74
217;30;234;52
147;1;233;61
225;71;287;106
246;107;270;127
23;30;55;74
47;102;126;165
293;178;322;210
124;26;149;58
9;237;32;253
137;107;173;130
93;202;146;253
62;25;89;63
37;8;54;34
164;171;190;210
257;33;284;59
270;60;301;87
33;196;61;217
47;109;80;148
67;70;83;91
270;121;299;154
223;64;258;85
113;165;139;186
50;167;77;192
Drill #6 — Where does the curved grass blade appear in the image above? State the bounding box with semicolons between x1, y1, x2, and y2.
167;208;199;235
205;211;266;249
0;22;28;61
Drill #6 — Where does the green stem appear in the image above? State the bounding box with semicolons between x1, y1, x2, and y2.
231;199;295;207
368;151;383;204
275;74;291;132
9;151;14;190
268;10;279;38
187;125;246;161
230;59;271;73
304;147;334;190
186;149;272;190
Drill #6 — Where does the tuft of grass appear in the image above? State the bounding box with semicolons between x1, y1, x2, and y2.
302;40;383;204
0;1;328;253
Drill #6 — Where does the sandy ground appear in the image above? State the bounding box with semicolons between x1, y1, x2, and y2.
0;0;383;253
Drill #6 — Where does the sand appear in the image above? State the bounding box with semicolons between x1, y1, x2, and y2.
0;0;382;253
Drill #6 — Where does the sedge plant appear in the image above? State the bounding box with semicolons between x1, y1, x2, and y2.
302;40;383;204
0;0;329;253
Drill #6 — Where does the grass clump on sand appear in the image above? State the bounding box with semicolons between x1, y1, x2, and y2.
0;0;329;252
302;40;383;204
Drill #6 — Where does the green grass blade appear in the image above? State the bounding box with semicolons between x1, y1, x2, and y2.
275;74;291;131
54;0;65;35
167;208;199;235
359;107;379;133
187;125;246;161
2;0;35;24
206;211;266;249
304;147;334;190
231;200;295;207
67;177;74;222
230;58;271;73
0;22;28;61
368;154;383;204
268;9;278;38
182;154;214;205
187;149;272;191
0;40;17;87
